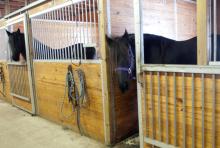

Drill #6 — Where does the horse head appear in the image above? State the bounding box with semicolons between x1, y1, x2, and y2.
6;28;26;62
106;30;135;93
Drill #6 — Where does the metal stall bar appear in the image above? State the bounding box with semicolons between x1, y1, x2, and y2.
85;0;89;47
173;72;177;146
93;0;97;45
61;7;65;60
65;6;69;60
143;72;147;137
212;74;216;148
182;73;186;148
89;0;92;44
201;74;205;148
78;2;83;59
68;5;73;60
72;3;76;59
192;73;195;148
82;1;86;59
165;72;169;144
75;3;80;59
214;0;217;61
150;72;154;140
54;10;58;60
157;72;161;141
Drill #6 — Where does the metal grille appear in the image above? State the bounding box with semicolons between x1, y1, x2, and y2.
31;0;99;60
0;29;9;61
8;63;31;101
140;66;219;148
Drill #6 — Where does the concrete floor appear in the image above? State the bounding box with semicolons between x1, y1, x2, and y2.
0;99;105;148
0;100;139;148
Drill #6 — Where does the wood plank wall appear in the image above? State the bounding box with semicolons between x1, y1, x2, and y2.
33;62;105;142
142;72;220;147
110;0;196;40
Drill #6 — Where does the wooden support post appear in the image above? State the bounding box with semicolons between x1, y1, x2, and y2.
99;0;112;145
5;0;10;15
197;0;208;65
133;0;144;147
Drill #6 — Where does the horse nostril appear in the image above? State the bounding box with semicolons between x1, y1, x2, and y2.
119;82;129;93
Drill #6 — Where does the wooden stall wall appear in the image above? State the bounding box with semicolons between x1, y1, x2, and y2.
110;0;196;40
142;72;220;148
34;62;105;142
0;62;12;103
0;62;32;112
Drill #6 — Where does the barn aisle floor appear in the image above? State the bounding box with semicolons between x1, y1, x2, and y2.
0;99;105;148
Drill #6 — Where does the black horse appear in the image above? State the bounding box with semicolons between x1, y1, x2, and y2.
33;39;96;60
6;29;96;62
6;29;26;61
106;30;220;92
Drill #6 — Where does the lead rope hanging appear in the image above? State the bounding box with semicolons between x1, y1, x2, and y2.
60;65;88;135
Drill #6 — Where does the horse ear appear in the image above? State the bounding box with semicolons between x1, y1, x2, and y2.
17;28;20;33
106;35;114;47
123;29;129;39
6;30;12;36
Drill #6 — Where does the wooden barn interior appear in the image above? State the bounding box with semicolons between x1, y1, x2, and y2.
0;0;219;148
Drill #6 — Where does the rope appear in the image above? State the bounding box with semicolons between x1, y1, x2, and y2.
60;65;87;135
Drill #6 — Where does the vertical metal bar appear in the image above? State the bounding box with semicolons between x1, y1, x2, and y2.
150;72;154;139
62;7;66;59
40;15;44;60
182;73;186;148
157;72;161;141
214;0;217;61
51;11;54;60
78;2;83;59
65;6;69;60
192;73;195;148
173;72;177;146
201;74;205;148
75;3;79;59
89;0;92;44
68;5;72;60
212;74;216;148
59;8;62;60
165;72;169;144
54;10;57;60
72;4;76;59
46;13;49;60
82;0;86;59
49;12;52;60
85;0;89;45
143;72;147;137
93;0;97;44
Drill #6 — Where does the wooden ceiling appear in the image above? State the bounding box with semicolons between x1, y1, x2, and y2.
0;0;37;18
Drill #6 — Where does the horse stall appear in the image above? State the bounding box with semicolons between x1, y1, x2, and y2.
132;0;220;147
0;16;36;113
0;0;139;145
0;28;11;103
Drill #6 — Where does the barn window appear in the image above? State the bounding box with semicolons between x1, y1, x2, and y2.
30;0;99;61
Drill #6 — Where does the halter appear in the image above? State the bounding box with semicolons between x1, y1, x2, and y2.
115;45;135;79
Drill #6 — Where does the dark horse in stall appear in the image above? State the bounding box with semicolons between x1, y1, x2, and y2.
6;29;26;62
6;29;96;62
106;30;220;92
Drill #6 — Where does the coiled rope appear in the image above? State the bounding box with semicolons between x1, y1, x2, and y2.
60;65;87;135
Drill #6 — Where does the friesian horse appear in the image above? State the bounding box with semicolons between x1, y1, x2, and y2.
6;29;26;62
106;30;220;92
6;29;96;62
